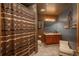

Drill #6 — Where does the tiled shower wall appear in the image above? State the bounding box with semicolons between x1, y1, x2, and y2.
0;3;38;56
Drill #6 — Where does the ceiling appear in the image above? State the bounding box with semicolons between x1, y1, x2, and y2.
22;3;72;16
37;3;72;20
22;3;72;21
38;3;72;15
45;4;71;15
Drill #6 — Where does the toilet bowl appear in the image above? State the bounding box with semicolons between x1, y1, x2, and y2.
38;40;42;46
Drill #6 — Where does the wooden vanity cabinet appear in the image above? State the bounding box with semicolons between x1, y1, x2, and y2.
44;35;61;45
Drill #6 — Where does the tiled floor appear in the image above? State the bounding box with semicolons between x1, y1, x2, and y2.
32;41;59;56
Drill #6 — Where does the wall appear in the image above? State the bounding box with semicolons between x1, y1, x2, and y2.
44;4;77;49
0;3;38;56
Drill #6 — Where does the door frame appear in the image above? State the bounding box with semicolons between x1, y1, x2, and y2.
76;3;79;55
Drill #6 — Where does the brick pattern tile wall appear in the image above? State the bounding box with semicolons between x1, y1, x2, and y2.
0;3;37;56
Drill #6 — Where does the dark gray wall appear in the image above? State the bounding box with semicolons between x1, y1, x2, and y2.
44;4;77;49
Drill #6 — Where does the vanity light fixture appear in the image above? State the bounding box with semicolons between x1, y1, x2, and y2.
40;9;45;12
45;18;56;22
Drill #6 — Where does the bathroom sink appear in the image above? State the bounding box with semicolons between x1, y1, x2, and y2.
44;32;61;35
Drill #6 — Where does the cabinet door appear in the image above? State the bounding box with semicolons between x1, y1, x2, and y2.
55;35;60;44
45;36;53;44
52;35;59;44
52;35;56;44
45;35;52;44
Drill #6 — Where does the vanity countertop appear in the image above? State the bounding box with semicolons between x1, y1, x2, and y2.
44;32;61;35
